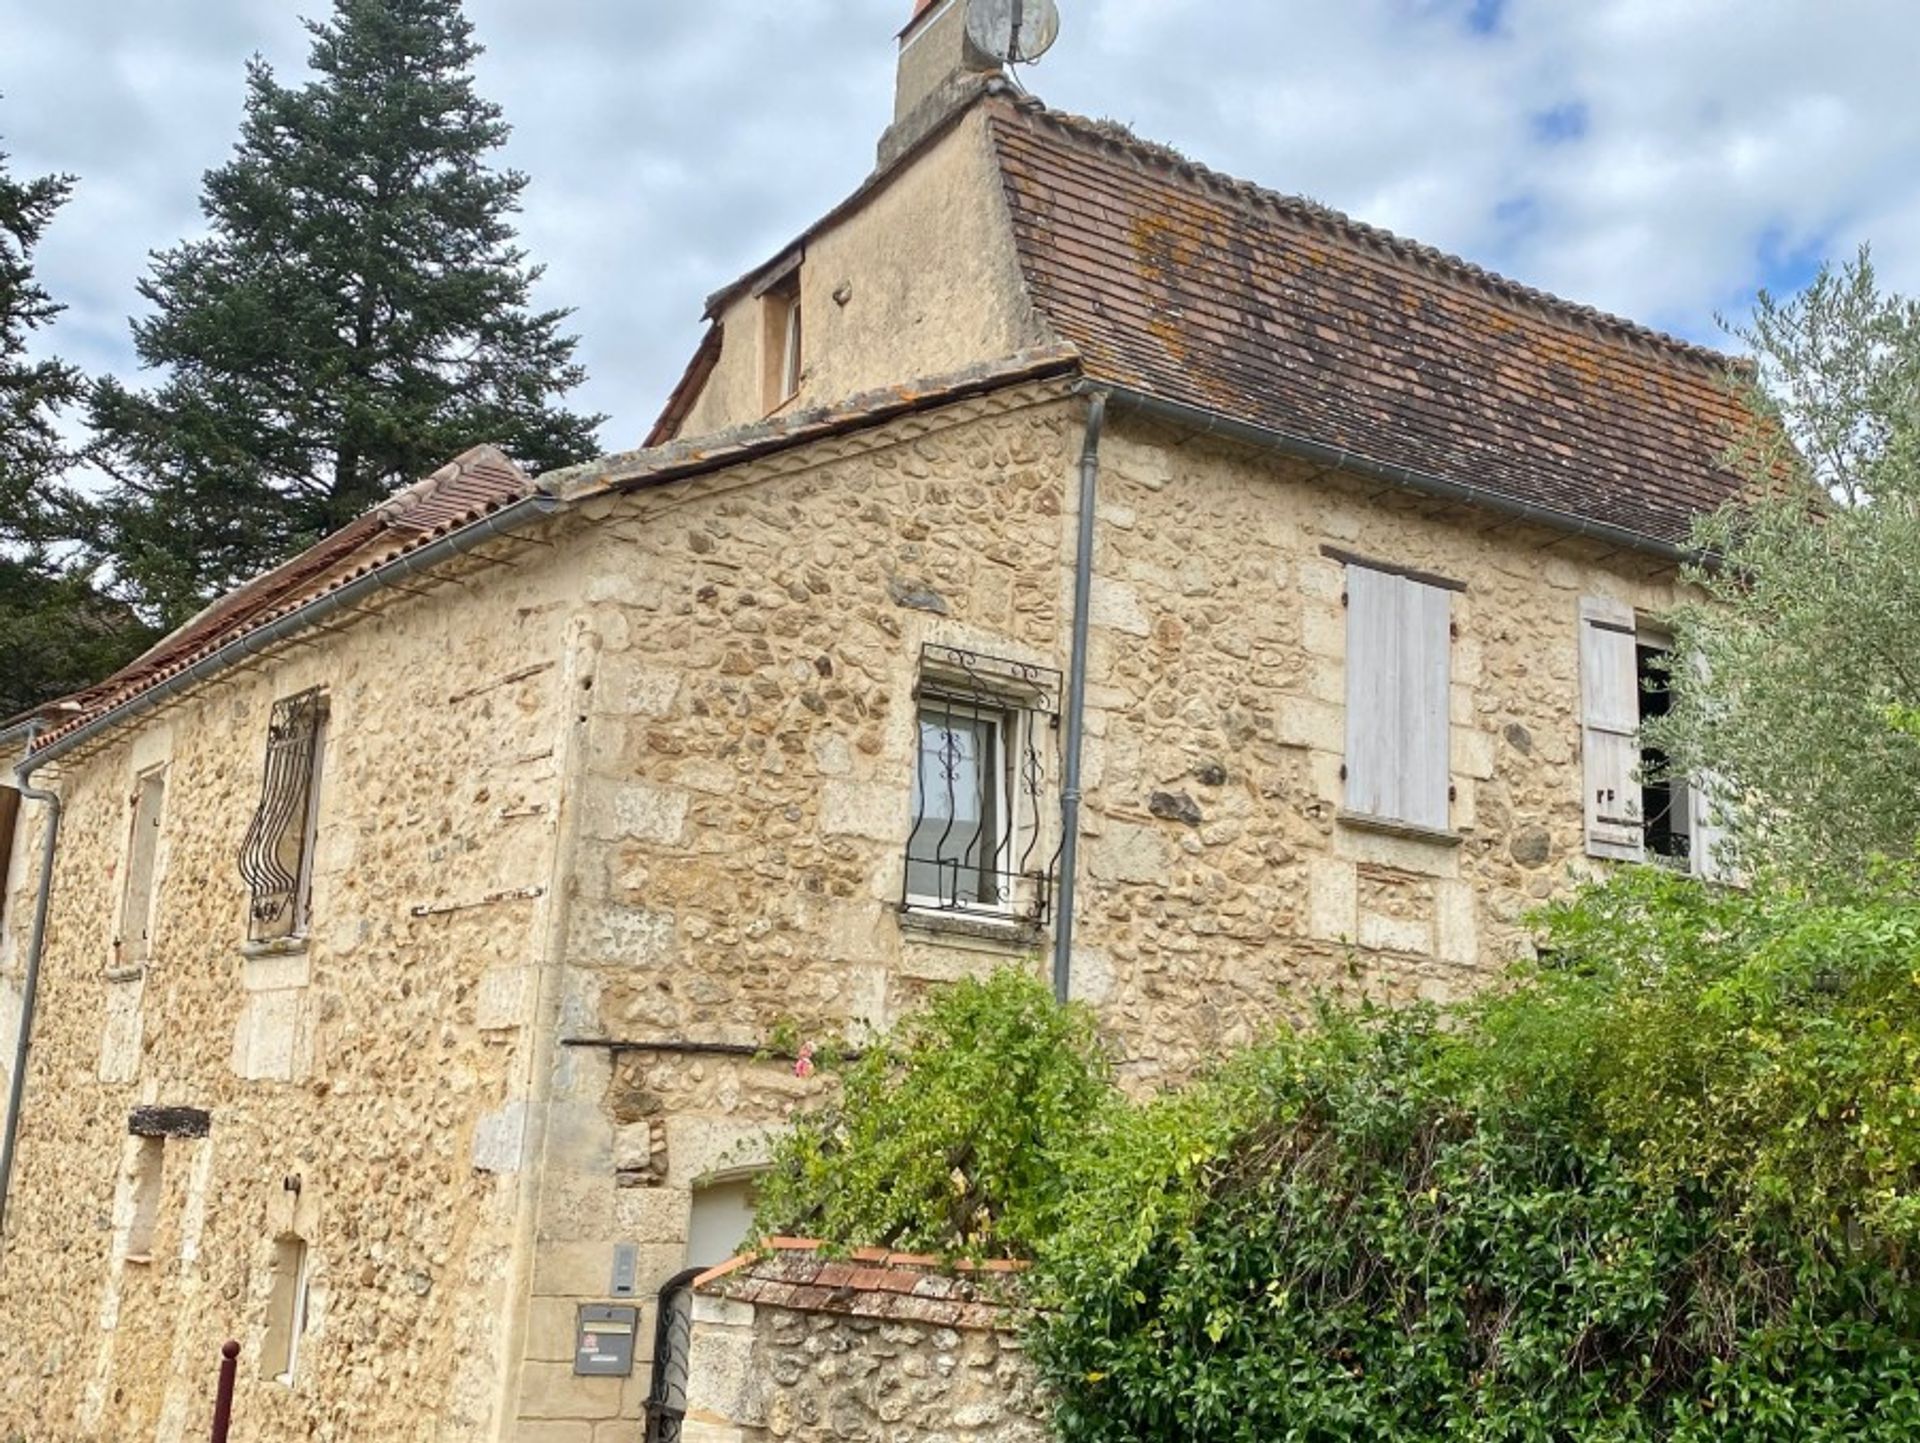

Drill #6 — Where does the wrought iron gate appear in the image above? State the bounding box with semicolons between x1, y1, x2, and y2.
642;1269;703;1443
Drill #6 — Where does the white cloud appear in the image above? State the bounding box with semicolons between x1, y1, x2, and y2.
2;0;1918;454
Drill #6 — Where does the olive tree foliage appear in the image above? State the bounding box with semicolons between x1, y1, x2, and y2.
1654;250;1920;888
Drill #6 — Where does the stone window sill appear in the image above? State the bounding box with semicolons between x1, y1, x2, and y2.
240;935;311;961
897;907;1044;954
1336;810;1464;848
104;963;148;985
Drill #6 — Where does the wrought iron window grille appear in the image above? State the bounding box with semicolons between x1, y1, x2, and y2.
904;644;1062;926
237;689;328;940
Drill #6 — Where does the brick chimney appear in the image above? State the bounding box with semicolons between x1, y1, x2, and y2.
887;0;1002;146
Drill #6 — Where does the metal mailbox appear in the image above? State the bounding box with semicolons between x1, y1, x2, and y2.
574;1304;639;1377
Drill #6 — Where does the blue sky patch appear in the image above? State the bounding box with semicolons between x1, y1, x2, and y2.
1751;224;1832;300
1464;0;1507;36
1531;101;1590;144
1493;193;1542;236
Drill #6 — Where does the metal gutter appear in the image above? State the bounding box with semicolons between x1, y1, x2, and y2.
0;724;61;1239
1052;391;1107;1003
1095;385;1703;566
22;495;562;774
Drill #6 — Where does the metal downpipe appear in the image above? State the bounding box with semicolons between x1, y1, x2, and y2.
0;725;62;1240
1052;390;1107;1003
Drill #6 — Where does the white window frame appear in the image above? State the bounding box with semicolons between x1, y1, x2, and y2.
289;714;327;939
780;291;803;400
262;1234;311;1385
1579;597;1726;879
759;261;803;412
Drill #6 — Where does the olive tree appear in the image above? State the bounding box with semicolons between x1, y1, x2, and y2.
1656;250;1920;889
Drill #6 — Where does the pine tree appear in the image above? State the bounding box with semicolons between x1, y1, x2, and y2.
91;0;604;627
0;127;151;716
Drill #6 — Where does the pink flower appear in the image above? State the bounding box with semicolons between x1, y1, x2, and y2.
793;1043;816;1079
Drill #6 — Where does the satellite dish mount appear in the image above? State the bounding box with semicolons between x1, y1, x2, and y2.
964;0;1062;68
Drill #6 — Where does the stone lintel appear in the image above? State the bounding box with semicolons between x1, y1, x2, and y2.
128;1105;211;1140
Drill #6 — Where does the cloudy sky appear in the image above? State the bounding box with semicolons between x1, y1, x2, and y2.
4;0;1918;452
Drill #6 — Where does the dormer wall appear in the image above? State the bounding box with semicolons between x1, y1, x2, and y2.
670;107;1048;443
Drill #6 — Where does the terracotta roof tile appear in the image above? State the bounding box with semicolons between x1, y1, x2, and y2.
697;1239;1025;1332
988;95;1757;545
27;446;533;752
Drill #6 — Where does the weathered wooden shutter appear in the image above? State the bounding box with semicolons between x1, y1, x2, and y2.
1681;650;1734;881
118;770;166;962
1579;597;1643;860
238;690;328;939
1345;566;1452;831
0;785;19;933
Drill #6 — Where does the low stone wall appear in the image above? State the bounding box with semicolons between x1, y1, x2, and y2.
685;1244;1048;1441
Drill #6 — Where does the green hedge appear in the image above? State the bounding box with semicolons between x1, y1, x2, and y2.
756;869;1920;1439
1031;870;1920;1441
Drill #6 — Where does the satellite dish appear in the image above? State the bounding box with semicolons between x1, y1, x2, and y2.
965;0;1062;66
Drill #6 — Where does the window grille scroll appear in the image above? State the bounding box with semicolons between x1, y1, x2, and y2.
905;644;1062;925
238;689;327;938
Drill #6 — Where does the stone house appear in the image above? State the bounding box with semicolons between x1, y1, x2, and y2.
0;3;1758;1439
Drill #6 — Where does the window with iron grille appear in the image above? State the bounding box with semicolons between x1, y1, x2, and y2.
237;689;328;941
904;645;1060;925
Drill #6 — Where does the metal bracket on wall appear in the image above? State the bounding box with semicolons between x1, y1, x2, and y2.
409;885;546;918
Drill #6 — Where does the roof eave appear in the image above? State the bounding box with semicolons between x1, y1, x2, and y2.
23;495;563;772
1092;382;1709;566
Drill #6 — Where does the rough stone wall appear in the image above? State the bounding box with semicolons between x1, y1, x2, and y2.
0;381;1698;1442
683;1295;1047;1443
515;384;1689;1433
0;529;584;1443
676;108;1043;442
1069;417;1686;1077
510;383;1078;1437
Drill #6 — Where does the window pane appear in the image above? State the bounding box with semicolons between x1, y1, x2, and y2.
907;710;1001;905
1637;642;1691;862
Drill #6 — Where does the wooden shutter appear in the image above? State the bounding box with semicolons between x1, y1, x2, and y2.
1579;597;1643;860
118;770;166;962
1345;566;1452;831
0;785;19;933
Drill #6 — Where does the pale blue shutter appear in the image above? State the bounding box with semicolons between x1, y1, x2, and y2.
1345;566;1451;830
1579;597;1644;860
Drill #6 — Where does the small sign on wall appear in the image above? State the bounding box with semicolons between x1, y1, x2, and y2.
574;1305;639;1377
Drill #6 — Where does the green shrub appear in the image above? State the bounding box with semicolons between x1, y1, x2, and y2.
752;967;1114;1259
1027;871;1920;1442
